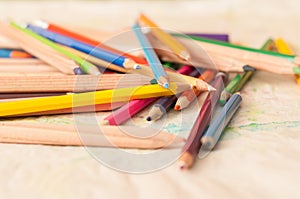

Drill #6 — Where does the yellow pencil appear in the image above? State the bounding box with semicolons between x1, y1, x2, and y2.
0;82;190;117
275;38;299;85
275;38;294;56
138;13;190;61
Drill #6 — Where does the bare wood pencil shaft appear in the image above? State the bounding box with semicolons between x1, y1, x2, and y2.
0;21;78;74
0;74;153;92
0;122;185;149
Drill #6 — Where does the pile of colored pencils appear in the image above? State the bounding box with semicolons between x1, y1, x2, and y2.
0;13;299;168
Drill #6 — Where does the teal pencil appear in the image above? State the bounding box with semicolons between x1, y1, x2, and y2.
201;93;242;150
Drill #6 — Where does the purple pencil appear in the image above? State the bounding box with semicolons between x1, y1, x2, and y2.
184;33;229;42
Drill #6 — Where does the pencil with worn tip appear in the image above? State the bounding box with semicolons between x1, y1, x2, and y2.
201;93;242;150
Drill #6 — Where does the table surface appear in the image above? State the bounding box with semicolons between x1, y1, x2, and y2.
0;1;300;199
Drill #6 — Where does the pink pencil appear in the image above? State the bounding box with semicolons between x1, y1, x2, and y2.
176;65;194;75
103;65;194;125
102;97;157;125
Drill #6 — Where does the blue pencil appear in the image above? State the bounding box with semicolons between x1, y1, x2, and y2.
26;24;140;70
132;23;169;89
201;93;242;151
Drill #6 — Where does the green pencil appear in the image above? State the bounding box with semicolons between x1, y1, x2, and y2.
11;22;100;75
219;73;242;105
173;33;296;62
219;38;276;105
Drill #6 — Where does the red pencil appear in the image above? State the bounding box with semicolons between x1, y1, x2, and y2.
33;20;148;65
178;72;227;169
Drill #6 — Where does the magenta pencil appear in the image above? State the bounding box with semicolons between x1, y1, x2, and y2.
176;65;194;75
103;97;157;125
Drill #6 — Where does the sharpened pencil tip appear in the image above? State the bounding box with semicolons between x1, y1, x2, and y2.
100;119;110;125
146;116;152;121
207;84;216;92
134;64;141;69
174;105;181;111
163;83;169;89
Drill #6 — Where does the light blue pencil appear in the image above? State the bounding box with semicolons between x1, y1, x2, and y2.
132;23;169;89
201;93;242;150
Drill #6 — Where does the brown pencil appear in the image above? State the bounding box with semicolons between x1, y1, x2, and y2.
0;74;153;93
0;122;185;149
0;21;78;74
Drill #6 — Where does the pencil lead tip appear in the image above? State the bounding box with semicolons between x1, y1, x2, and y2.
100;119;110;125
146;116;152;121
163;83;169;89
174;105;181;111
207;84;216;92
134;64;141;69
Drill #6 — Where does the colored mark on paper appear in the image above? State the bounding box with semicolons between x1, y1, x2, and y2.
221;120;300;141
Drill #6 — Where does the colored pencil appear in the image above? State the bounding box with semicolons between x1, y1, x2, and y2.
139;13;190;61
132;22;169;88
274;38;300;85
219;39;272;105
103;98;157;125
129;65;214;91
0;49;32;58
219;73;242;105
201;93;242;150
145;65;199;121
184;33;229;42
145;95;178;121
231;66;255;92
33;20;148;65
27;24;140;70
172;34;300;75
0;74;153;93
274;38;294;56
261;38;277;52
173;33;298;63
178;72;227;169
0;82;190;117
0;21;79;75
0;122;185;149
58;44;127;73
11;22;101;75
104;64;194;125
12;102;126;117
146;34;247;73
176;65;194;75
175;70;216;110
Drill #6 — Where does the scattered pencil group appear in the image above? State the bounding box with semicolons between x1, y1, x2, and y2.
0;13;299;169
